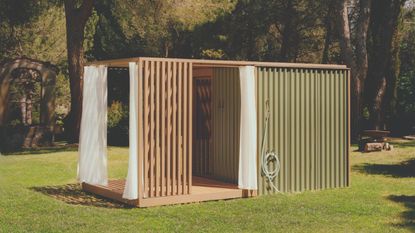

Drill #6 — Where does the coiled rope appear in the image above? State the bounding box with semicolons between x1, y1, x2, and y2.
260;100;281;192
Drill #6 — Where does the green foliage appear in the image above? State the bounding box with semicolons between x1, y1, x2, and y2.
0;1;66;63
398;8;415;113
107;100;129;146
84;10;99;60
200;49;226;59
107;101;128;129
0;0;44;26
0;1;69;127
171;0;330;62
0;1;95;127
55;73;71;125
92;0;236;59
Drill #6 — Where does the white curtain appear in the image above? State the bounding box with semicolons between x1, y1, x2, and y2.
78;65;108;186
123;62;139;200
238;66;258;190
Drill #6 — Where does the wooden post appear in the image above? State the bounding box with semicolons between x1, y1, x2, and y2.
137;60;144;200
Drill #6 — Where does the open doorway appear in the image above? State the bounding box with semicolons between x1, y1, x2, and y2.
193;67;241;186
107;68;130;146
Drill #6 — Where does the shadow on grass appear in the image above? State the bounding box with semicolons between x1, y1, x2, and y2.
397;140;415;148
30;184;131;209
387;195;415;231
353;158;415;178
2;144;78;156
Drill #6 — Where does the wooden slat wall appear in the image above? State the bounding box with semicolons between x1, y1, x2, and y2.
140;59;193;198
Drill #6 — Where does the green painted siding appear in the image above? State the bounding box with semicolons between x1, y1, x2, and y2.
256;67;349;194
210;68;240;183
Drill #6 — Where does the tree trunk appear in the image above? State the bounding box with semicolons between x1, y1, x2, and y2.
321;20;332;64
384;26;402;126
64;0;94;142
365;0;404;129
322;0;335;64
335;0;358;138
353;0;372;132
335;0;371;140
279;2;298;62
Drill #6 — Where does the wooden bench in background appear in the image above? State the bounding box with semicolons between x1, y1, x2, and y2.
359;130;393;152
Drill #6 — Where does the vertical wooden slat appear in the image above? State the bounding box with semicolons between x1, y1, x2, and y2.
167;62;173;195
177;62;183;194
144;60;150;197
161;61;166;196
188;63;193;194
183;62;188;194
172;62;178;195
150;61;155;197
155;61;161;197
137;60;143;199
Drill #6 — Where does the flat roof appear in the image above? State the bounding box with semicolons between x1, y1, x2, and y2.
85;57;349;70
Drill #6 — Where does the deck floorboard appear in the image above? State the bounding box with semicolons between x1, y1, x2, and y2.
82;176;252;207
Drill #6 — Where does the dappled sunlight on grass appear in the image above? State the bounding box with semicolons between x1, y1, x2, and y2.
388;195;415;231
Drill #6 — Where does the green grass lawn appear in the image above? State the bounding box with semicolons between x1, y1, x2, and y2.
1;140;415;232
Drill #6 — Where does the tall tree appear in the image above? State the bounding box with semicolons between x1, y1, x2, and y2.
335;0;372;139
365;0;405;129
64;0;94;142
279;1;301;62
321;0;336;64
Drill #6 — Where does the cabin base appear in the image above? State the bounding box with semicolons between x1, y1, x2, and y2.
82;176;255;207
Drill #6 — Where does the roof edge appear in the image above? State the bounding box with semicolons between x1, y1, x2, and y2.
85;57;349;70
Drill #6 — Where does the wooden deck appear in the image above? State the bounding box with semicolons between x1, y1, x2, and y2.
82;176;255;207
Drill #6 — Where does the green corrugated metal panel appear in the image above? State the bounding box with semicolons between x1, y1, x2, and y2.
256;67;349;194
211;67;240;183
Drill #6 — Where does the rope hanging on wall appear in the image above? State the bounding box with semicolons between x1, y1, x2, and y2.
260;100;281;192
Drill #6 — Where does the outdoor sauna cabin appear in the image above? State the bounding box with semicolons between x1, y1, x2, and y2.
78;57;350;207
